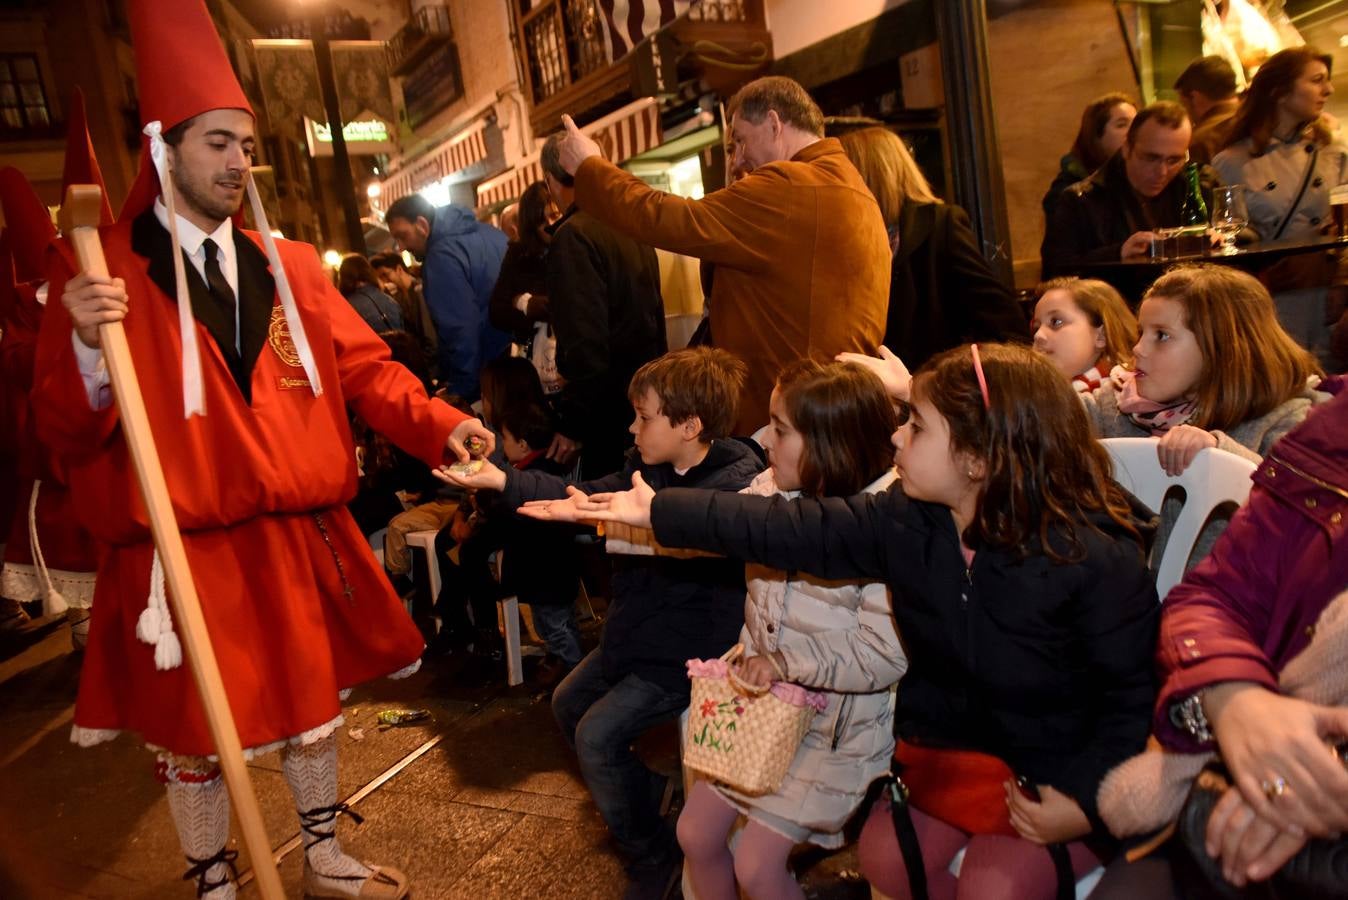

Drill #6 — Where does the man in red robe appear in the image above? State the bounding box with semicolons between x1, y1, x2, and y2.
32;2;491;897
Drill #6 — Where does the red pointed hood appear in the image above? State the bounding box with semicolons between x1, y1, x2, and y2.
62;87;115;227
0;167;56;285
119;0;255;221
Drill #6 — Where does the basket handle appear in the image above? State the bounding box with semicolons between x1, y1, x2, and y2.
721;642;778;697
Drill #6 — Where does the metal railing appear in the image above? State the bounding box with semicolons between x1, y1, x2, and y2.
388;4;453;71
520;0;609;105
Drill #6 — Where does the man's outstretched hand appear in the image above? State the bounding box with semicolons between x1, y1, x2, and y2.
558;115;601;176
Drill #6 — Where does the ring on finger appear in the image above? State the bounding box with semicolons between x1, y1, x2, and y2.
1261;776;1289;802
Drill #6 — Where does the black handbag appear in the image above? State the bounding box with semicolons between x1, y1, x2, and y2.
1173;761;1348;899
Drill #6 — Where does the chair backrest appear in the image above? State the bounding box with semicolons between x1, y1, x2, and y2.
749;424;769;447
1100;437;1257;601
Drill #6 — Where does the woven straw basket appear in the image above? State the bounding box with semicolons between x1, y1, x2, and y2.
684;644;822;796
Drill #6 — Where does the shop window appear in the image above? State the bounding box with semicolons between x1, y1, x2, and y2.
0;54;51;133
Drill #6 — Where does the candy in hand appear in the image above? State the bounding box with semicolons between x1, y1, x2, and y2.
464;435;487;457
447;458;485;476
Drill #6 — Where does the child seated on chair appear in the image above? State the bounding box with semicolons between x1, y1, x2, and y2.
430;358;581;679
439;347;763;900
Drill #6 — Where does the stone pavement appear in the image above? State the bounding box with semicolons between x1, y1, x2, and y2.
0;615;870;899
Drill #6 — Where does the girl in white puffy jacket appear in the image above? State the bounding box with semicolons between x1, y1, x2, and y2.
677;359;909;900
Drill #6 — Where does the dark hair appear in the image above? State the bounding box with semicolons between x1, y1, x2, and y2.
369;251;407;272
377;330;431;391
1174;56;1237;99
478;356;552;431
774;359;897;497
1127;101;1190;145
627;347;747;441
385;193;435;226
541;132;576;188
162;115;198;147
497;401;556;452
911;343;1141;563
517;181;552;257
1222;47;1335;154
727;76;825;138
1070;93;1135;170
337;253;379;294
1142;265;1321;431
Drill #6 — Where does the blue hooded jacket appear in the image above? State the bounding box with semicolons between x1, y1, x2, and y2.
420;204;510;399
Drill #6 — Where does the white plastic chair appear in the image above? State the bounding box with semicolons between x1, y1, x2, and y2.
1101;437;1257;601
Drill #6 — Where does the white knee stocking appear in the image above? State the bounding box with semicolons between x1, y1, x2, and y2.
282;734;371;883
159;755;237;899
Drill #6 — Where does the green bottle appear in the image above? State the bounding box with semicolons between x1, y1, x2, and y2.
1180;163;1209;226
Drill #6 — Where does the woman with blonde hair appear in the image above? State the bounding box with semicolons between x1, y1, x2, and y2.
1213;46;1348;368
831;123;1029;371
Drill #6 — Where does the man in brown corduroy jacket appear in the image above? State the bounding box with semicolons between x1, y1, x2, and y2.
557;76;891;434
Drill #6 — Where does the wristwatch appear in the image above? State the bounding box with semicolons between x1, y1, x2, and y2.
1171;692;1213;742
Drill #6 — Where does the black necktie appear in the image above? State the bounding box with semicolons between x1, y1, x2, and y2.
202;238;237;352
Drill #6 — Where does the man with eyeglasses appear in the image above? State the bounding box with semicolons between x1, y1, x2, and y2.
1042;101;1219;296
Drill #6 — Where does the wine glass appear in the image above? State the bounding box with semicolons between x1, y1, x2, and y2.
1210;185;1249;256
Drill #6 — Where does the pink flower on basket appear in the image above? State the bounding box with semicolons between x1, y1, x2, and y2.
700;699;717;718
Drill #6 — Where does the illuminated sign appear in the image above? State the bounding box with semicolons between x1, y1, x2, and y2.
305;115;396;157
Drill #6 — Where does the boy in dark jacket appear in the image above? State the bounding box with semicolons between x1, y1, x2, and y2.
430;399;584;679
440;347;761;900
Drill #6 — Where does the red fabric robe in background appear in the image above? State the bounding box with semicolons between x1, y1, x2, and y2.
35;213;467;756
1;280;99;606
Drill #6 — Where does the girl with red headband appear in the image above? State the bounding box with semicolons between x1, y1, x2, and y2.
543;343;1160;900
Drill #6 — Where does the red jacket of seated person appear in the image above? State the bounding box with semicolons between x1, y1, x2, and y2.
1153;374;1348;752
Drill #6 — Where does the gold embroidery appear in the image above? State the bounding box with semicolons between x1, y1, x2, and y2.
267;305;302;368
276;376;312;390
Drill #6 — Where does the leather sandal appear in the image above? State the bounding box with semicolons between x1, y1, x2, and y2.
302;859;410;899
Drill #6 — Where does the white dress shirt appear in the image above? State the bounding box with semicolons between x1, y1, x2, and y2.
73;201;240;409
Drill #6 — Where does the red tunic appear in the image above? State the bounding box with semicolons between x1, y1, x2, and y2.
35;219;467;756
1;281;99;606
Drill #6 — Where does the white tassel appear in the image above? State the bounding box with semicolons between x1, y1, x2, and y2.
245;170;322;398
154;630;183;671
27;480;70;616
136;605;162;645
145;120;205;419
138;549;182;670
44;589;69;617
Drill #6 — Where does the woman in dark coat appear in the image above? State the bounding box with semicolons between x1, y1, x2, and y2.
1043;92;1136;222
836;126;1029;372
488;180;557;341
337;253;404;333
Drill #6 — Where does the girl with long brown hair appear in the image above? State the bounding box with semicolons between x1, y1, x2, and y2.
574;343;1159;900
1213;46;1347;366
1033;276;1138;392
676;359;905;900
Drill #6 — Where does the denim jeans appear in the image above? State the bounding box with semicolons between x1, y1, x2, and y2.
552;648;687;867
529;603;582;667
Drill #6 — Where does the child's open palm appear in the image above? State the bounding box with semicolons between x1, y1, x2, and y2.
434;459;507;492
517;486;605;523
585;472;657;529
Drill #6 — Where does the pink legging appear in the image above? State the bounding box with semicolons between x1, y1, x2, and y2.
677;780;805;900
857;796;1101;900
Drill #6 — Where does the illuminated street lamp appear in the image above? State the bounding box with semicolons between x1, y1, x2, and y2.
323;249;342;268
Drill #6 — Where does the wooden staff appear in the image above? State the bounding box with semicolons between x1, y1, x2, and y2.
59;185;284;900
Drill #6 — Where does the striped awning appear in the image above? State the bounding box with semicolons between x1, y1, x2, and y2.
381;119;490;205
476;97;662;209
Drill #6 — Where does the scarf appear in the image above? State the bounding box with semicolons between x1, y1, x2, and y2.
1115;371;1197;434
1072;359;1110;394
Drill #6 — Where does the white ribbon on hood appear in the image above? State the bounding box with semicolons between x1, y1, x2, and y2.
144;120;204;418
